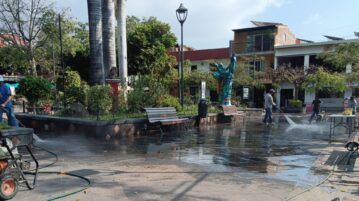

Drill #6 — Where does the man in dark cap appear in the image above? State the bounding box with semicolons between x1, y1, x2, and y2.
0;75;18;127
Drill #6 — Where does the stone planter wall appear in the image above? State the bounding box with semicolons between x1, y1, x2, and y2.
16;112;244;139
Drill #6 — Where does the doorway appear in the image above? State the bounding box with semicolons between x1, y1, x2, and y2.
280;89;293;107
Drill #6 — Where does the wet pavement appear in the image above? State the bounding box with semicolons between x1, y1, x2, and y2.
13;114;359;201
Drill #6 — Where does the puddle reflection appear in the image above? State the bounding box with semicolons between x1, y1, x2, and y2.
39;115;336;186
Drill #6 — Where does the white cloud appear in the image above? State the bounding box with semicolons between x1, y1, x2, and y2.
56;0;286;49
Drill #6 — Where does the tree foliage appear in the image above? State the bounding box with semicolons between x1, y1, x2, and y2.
272;66;307;99
87;85;112;115
128;75;170;112
302;67;346;93
0;2;90;79
0;45;29;74
318;42;359;72
127;16;177;76
0;0;54;75
56;70;88;106
18;76;53;106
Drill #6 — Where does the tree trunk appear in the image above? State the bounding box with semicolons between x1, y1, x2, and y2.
88;0;105;85
294;83;299;100
116;0;128;87
29;43;37;75
102;0;116;78
31;56;37;76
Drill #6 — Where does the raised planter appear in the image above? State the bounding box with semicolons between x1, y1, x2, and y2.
283;107;304;113
16;112;245;139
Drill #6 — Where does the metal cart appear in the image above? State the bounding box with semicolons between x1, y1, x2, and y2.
0;127;38;200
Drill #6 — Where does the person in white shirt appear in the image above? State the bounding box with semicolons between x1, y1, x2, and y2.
263;89;276;125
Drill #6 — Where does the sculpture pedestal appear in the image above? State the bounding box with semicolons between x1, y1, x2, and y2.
106;79;121;113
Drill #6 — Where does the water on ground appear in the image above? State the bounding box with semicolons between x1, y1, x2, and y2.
36;115;340;186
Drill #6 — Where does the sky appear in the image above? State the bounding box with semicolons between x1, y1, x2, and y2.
56;0;359;50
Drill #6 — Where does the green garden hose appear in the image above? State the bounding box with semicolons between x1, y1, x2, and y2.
282;152;349;201
40;171;91;201
32;145;91;201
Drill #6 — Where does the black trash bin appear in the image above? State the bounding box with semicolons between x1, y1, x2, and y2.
198;99;208;118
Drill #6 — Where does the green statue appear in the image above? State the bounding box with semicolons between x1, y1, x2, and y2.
210;54;237;106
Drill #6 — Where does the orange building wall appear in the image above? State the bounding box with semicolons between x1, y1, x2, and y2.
275;25;296;46
232;32;248;54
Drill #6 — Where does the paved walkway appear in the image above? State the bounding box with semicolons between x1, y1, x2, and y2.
12;115;359;201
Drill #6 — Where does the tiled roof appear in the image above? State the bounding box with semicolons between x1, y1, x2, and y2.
0;34;27;48
169;47;230;61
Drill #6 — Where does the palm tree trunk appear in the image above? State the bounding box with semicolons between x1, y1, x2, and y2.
116;0;128;87
88;0;105;85
102;0;116;78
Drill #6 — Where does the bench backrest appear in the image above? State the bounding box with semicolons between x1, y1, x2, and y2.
222;105;238;116
144;107;179;123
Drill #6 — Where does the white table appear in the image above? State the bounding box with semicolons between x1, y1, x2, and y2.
328;114;356;140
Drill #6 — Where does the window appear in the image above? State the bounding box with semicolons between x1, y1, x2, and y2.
191;65;197;71
353;88;359;97
249;60;265;72
246;30;274;53
246;35;254;52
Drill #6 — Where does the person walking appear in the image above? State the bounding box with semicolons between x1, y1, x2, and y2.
0;75;18;127
263;89;276;126
348;96;357;115
309;96;321;124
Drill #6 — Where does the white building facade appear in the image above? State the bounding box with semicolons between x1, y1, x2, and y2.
274;39;359;111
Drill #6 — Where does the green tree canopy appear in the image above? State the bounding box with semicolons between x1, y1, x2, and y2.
318;42;359;72
127;16;177;76
302;67;346;93
18;76;53;106
0;6;90;79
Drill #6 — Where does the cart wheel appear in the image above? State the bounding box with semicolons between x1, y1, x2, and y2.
0;175;18;200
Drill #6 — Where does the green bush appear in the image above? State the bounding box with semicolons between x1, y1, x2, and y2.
56;70;88;106
56;69;81;91
288;99;303;108
87;85;112;115
127;76;168;112
18;76;53;106
159;95;181;111
66;81;89;106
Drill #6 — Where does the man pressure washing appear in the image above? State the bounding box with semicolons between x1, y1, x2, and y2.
0;75;19;127
263;89;276;126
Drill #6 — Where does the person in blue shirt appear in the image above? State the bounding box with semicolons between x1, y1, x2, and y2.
0;75;18;127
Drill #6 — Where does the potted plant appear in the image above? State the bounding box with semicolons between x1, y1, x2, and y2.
284;99;304;113
17;76;53;114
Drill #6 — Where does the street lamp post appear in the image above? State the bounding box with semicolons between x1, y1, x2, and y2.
175;43;180;101
176;3;188;108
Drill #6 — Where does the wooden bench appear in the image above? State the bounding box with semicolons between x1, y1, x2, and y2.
144;107;189;135
345;132;359;164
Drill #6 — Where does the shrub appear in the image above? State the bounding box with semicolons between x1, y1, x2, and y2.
56;70;88;106
288;99;303;108
87;85;112;115
159;95;181;111
127;76;168;112
18;76;53;107
65;81;89;106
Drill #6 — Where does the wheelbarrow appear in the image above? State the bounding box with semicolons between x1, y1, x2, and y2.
0;127;38;200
